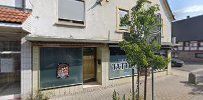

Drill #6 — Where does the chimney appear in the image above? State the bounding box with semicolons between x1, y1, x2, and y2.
187;16;190;19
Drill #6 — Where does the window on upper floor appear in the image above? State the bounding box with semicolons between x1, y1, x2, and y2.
58;0;85;26
184;42;190;47
149;13;162;44
200;42;203;47
116;7;130;32
178;42;183;46
0;0;25;8
190;41;198;47
15;0;25;8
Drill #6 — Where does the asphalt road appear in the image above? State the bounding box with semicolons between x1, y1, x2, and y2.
173;63;203;72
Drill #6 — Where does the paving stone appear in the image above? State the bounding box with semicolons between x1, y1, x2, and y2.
51;69;203;100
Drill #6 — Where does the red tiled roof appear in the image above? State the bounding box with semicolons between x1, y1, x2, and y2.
0;6;30;24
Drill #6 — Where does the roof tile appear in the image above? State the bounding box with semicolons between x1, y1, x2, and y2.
0;6;30;23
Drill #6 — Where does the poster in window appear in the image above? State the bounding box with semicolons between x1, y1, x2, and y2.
57;63;70;79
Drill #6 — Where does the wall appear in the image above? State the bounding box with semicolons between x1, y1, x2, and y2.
23;0;171;43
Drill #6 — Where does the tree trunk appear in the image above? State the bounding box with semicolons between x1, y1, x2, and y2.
144;67;148;100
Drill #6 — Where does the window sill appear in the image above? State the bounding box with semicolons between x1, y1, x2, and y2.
55;20;86;28
116;29;130;33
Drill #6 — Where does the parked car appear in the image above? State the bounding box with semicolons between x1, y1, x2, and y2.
171;58;184;67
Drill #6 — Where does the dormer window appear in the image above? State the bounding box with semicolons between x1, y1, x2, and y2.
58;0;85;27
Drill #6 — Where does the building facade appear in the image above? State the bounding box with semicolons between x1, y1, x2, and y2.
172;15;203;63
0;0;174;99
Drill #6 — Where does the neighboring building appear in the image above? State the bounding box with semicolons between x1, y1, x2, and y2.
0;0;174;99
0;5;30;99
172;15;203;63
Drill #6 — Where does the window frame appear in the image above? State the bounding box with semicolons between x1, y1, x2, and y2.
55;0;86;27
116;7;130;33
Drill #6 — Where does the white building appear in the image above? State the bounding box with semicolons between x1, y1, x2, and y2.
0;0;174;99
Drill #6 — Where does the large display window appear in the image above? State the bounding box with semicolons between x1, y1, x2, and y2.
0;41;21;96
109;47;137;79
40;47;83;89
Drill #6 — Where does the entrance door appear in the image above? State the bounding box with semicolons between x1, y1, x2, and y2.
83;48;96;83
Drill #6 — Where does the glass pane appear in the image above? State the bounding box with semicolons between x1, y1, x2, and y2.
0;41;21;96
118;9;129;30
15;0;23;8
40;47;83;89
109;47;137;79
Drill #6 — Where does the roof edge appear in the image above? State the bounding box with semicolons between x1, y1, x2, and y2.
162;0;175;20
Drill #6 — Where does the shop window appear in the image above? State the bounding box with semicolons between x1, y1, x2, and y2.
0;41;21;96
109;47;137;79
195;53;203;58
58;0;85;26
116;7;130;32
40;47;83;89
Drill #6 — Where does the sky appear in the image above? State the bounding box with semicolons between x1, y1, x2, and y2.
168;0;203;20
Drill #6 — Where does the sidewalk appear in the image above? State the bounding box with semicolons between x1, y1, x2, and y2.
51;69;203;100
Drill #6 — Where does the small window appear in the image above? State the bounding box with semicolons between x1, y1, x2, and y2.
190;41;197;47
184;42;190;47
15;0;25;8
200;42;203;46
58;0;85;26
178;42;183;46
195;53;203;58
151;13;162;34
116;7;130;32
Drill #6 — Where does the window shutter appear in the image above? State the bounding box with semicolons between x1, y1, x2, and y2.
58;0;85;22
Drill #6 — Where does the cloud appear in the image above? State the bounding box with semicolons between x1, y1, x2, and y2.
173;5;203;20
175;5;203;13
